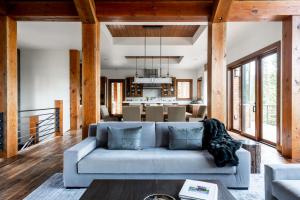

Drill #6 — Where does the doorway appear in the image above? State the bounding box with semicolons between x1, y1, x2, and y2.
229;42;280;146
108;79;125;115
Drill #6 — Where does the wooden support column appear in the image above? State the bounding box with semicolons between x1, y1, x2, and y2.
69;50;81;131
282;16;300;160
0;16;18;158
207;22;227;123
29;115;39;143
55;100;63;136
82;22;100;139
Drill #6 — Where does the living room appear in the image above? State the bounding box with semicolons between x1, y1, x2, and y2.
1;1;300;200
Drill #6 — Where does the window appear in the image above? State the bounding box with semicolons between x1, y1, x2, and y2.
197;78;202;100
176;79;193;100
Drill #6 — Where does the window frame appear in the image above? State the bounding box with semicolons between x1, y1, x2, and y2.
176;79;193;100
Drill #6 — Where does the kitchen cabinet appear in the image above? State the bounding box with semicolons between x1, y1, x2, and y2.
161;77;176;97
126;77;143;97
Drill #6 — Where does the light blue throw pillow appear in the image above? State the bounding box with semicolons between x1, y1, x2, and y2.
107;126;143;150
168;126;204;150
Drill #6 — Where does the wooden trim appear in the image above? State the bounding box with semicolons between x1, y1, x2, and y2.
211;0;233;23
228;41;281;69
176;79;193;100
0;16;18;158
197;78;202;100
69;49;81;131
108;79;125;114
73;0;97;23
55;100;63;136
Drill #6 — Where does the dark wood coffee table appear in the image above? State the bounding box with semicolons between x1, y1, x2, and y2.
80;180;236;200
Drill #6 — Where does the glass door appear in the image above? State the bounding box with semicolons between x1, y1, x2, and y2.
232;67;242;131
109;80;124;115
241;60;257;138
261;52;279;144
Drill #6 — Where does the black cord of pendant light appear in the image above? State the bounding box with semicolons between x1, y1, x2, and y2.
144;29;146;71
167;56;170;77
159;27;162;77
135;57;138;77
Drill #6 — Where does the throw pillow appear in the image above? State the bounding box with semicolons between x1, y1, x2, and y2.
168;126;204;150
107;126;143;150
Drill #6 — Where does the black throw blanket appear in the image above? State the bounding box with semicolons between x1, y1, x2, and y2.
202;118;242;167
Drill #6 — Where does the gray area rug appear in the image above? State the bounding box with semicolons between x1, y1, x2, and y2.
24;173;264;200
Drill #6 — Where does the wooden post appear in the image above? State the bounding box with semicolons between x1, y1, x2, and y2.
69;49;81;131
55;100;63;136
82;22;100;139
282;16;300;160
0;16;18;158
207;22;227;123
29;115;39;143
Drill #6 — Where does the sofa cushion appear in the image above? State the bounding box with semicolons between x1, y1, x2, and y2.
168;126;203;150
95;122;156;148
77;148;236;174
155;122;204;147
272;180;300;200
107;126;143;150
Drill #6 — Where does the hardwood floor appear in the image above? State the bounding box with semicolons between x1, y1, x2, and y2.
0;130;291;200
0;131;81;200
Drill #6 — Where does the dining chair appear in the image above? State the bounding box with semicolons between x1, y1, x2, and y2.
167;106;186;122
189;105;207;122
100;105;119;121
122;106;141;121
145;106;164;122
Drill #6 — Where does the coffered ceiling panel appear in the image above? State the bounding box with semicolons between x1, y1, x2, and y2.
107;25;200;37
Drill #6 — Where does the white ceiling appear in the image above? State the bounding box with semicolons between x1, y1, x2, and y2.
17;21;281;70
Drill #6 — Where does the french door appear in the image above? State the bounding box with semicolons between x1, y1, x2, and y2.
229;43;280;146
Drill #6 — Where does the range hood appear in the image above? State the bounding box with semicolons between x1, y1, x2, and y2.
133;69;172;85
133;77;172;84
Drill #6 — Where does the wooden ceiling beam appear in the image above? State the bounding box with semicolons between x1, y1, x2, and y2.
229;1;300;21
211;0;233;22
6;0;212;22
73;0;97;23
0;0;7;15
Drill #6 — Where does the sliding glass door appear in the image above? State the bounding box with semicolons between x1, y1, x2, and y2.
229;42;280;146
241;60;257;137
261;53;279;144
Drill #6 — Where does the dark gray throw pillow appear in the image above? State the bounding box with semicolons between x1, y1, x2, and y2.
168;126;204;150
107;126;143;150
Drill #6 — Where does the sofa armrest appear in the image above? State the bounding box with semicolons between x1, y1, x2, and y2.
234;147;251;188
63;137;96;187
265;164;300;200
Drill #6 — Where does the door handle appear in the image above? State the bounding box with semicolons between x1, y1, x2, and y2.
253;104;256;113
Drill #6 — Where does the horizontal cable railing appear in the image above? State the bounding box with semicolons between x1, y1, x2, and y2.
18;107;60;151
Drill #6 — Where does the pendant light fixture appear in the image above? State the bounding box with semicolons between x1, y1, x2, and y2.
159;27;162;77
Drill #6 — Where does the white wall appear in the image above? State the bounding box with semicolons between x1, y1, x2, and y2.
20;50;70;132
101;67;205;100
227;22;282;64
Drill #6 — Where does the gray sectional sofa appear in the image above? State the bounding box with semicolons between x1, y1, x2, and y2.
265;164;300;200
64;122;250;188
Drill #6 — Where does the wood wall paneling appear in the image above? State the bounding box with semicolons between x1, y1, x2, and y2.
207;22;227;123
282;16;300;160
0;16;18;158
69;50;81;131
82;22;100;139
55;100;63;137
